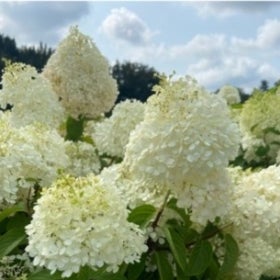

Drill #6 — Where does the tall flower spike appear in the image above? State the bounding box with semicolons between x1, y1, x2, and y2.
43;26;118;119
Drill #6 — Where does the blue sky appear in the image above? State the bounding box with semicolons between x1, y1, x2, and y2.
0;2;280;92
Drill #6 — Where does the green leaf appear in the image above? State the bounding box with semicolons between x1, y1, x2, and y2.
6;212;30;230
230;103;243;109
155;251;174;280
0;202;26;223
128;204;156;227
188;240;213;276
164;226;188;273
255;145;270;157
217;234;239;279
0;227;26;257
126;256;146;280
201;222;220;240
65;116;84;142
205;256;220;279
167;198;191;226
28;269;62;280
263;127;280;135
88;267;127;280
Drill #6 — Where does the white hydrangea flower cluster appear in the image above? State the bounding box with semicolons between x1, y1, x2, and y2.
0;115;68;205
176;169;233;225
64;141;101;177
93;100;145;158
231;165;280;244
232;238;280;280
121;76;240;224
241;133;266;163
229;165;280;279
0;63;65;128
217;85;241;105
43;26;118;119
25;174;147;278
100;164;166;209
239;91;280;163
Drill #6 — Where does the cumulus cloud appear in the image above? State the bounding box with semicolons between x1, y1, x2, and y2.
99;7;155;45
169;34;226;58
0;2;90;46
232;19;280;50
118;17;280;92
189;2;280;18
186;56;259;90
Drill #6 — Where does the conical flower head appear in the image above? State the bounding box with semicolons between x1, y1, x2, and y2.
43;26;118;119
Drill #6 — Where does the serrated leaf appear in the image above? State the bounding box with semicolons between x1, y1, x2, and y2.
217;234;239;279
164;226;188;273
0;203;26;223
65;116;84;142
0;228;26;257
128;204;156;227
188;240;213;276
155;251;174;280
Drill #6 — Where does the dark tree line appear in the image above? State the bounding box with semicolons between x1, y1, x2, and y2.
0;33;53;76
111;61;160;103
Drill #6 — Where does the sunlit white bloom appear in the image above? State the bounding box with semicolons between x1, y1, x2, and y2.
25;174;147;277
43;26;118;119
232;237;280;280
0;116;68;205
217;85;241;105
231;165;280;245
122;76;240;189
100;164;166;209
229;165;280;279
93;99;145;158
176;169;232;226
241;133;267;163
0;63;65;128
64;141;101;177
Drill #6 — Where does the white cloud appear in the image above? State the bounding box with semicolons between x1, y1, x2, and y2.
169;34;226;58
257;19;280;48
257;63;280;81
232;19;280;50
186;56;258;90
189;2;280;18
99;7;155;45
0;2;90;46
